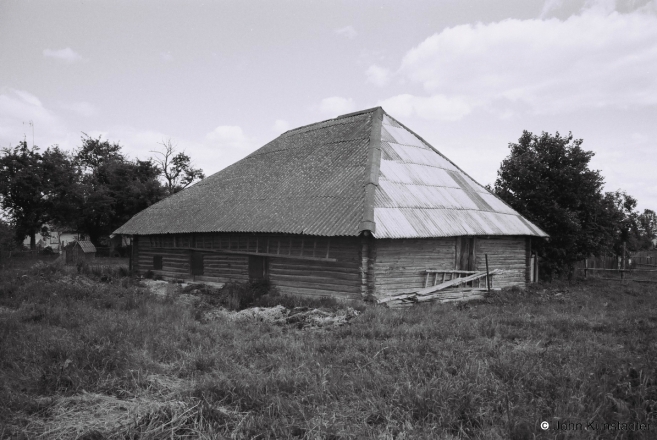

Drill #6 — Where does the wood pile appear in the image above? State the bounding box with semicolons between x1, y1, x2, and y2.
377;269;502;308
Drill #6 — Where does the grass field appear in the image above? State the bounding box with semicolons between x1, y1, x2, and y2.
1;258;656;439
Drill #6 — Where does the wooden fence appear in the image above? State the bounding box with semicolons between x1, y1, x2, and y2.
575;256;620;270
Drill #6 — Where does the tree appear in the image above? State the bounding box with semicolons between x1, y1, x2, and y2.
150;139;205;195
0;219;18;252
601;190;642;257
494;130;612;279
638;209;657;250
74;135;165;245
0;141;79;248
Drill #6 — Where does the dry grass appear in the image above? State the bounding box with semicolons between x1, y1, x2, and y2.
1;260;656;439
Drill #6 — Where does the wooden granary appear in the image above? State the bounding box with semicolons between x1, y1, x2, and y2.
64;240;97;265
115;107;547;299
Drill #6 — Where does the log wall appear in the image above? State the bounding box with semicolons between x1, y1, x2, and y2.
372;238;456;297
372;236;529;297
475;236;528;289
134;233;362;298
134;233;529;298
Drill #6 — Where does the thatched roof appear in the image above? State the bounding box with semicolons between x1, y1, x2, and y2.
114;107;547;239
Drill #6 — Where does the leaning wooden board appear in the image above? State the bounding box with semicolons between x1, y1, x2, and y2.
377;270;502;308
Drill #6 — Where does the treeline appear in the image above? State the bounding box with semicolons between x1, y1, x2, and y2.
0;135;203;249
494;130;656;279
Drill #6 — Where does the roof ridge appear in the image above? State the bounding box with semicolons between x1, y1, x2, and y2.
359;107;383;234
279;107;381;137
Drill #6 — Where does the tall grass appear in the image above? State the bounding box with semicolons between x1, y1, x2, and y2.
1;263;656;439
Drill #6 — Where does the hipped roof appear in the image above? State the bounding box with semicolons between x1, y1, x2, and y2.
114;107;547;239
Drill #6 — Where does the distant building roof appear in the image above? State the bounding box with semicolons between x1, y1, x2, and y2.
75;241;97;253
114;107;548;239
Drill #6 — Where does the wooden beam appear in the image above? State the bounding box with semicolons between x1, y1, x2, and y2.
425;269;478;274
578;268;657;272
154;246;337;262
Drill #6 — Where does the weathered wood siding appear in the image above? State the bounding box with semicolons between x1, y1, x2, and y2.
475;236;527;288
134;233;529;297
373;236;529;297
373;238;456;297
134;233;362;298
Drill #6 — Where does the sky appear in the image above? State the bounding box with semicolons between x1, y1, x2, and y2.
1;0;656;211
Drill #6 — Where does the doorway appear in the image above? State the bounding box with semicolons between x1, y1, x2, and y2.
456;237;476;271
249;255;268;280
191;252;204;276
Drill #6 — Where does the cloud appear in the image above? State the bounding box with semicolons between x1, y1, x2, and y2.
379;94;475;121
161;51;173;62
540;0;565;18
334;25;357;39
272;119;290;133
0;88;68;148
318;97;356;116
205;125;253;150
43;47;82;63
383;3;657;121
365;64;391;87
60;101;98;118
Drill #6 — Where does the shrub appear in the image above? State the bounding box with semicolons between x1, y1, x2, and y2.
221;279;273;311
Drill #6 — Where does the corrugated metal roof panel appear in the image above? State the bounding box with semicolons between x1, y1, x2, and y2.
479;193;518;215
388;142;457;170
372;115;548;238
384;125;429;149
382;114;402;128
373;208;541;238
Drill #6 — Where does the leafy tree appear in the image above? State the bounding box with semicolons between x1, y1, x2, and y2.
151;139;205;195
0;219;18;252
601;190;642;257
0;141;79;248
638;209;657;250
494;130;612;279
74;135;165;245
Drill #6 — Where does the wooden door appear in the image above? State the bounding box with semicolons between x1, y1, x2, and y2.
249;256;268;280
456;237;476;271
191;252;204;276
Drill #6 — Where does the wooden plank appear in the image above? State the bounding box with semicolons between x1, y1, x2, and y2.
578;268;657;272
426;269;478;274
416;270;501;295
148;246;337;262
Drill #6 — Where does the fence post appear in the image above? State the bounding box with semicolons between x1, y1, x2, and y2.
485;254;490;292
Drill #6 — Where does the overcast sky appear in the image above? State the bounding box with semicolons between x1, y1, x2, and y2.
1;0;656;211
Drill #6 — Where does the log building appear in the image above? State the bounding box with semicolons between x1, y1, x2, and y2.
114;107;547;299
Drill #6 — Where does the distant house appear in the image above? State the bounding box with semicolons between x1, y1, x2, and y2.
64;240;96;265
115;107;547;299
22;227;86;252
